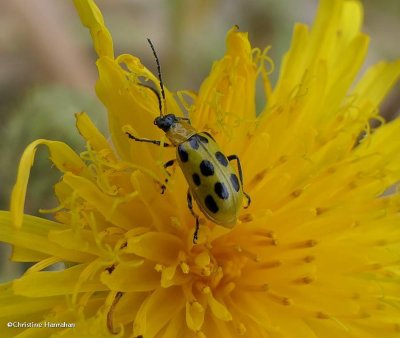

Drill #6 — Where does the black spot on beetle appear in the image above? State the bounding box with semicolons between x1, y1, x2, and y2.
205;195;219;213
200;160;214;176
215;151;228;167
188;136;199;150
197;134;209;143
192;173;201;186
215;182;229;200
178;144;189;162
230;173;240;192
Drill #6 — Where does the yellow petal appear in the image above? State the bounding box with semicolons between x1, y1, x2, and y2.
203;312;235;337
270;23;309;107
13;264;107;297
203;287;232;321
0;283;63;321
11;247;48;262
75;112;114;156
10;140;88;228
307;0;363;65
0;211;92;262
320;33;369;122
264;0;368;133
162;310;186;338
133;286;185;337
228;293;275;332
356;118;400;175
95;56;175;166
100;261;160;292
194;26;257;151
62;172;135;230
73;0;113;58
111;291;147;328
352;60;400;119
126;232;183;263
48;229;107;258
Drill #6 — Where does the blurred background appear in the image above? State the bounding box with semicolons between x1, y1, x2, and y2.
1;0;400;282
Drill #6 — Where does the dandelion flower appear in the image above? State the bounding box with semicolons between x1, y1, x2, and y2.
1;0;400;337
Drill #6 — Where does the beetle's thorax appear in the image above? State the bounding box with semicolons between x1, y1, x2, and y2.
166;120;196;145
154;114;196;146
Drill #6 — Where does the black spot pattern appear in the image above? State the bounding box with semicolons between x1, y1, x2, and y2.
215;182;229;200
200;160;214;176
178;145;188;162
205;195;219;213
197;134;209;143
188;136;199;150
215;151;228;167
192;173;201;186
230;173;240;192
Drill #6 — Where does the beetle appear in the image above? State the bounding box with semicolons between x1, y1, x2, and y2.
126;39;251;243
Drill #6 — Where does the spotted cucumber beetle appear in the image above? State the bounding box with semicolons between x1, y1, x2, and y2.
127;39;251;243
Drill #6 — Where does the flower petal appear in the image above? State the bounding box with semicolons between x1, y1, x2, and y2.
13;264;107;297
161;310;186;338
100;261;160;292
10;140;89;228
133;286;185;337
11;247;48;262
0;283;63;320
194;26;257;150
0;211;92;262
352;60;400;119
62;172;135;230
73;0;113;58
126;231;184;263
95;56;176;169
111;291;147;328
75;112;114;156
262;0;368;138
203;287;232;321
48;229;108;258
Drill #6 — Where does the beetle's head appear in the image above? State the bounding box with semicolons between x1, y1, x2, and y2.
154;114;178;132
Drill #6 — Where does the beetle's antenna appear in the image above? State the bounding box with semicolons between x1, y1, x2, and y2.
147;38;166;116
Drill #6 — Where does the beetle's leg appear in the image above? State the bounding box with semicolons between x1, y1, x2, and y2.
126;132;171;147
161;159;176;194
107;291;124;334
227;154;251;208
187;190;200;244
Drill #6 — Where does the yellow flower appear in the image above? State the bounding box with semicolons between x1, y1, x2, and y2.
1;0;400;337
